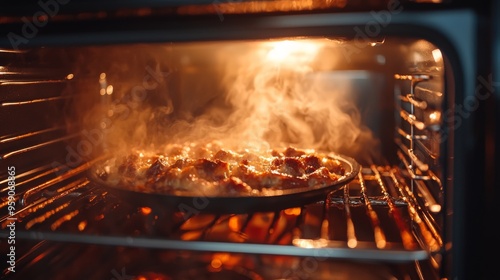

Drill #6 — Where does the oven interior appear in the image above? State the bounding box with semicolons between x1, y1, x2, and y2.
1;36;449;279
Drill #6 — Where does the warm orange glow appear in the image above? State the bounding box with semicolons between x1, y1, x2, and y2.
264;40;322;65
210;258;222;269
228;216;240;231
50;210;79;231
89;38;381;188
429;111;441;122
95;214;104;221
376;239;386;249
25;202;71;229
430;204;442;213
106;85;113;95
292;238;328;248
78;221;87;231
140;207;152;215
210;253;239;267
346;219;357;248
347;238;358;248
180;214;216;231
181;231;202;241
284;207;301;216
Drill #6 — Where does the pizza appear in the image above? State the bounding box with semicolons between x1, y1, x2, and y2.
94;143;347;196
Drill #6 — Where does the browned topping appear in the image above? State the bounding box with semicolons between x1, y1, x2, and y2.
281;157;305;177
107;145;346;195
302;155;321;173
146;157;167;178
222;177;253;194
214;149;239;161
283;147;306;157
118;154;139;176
171;158;192;169
193;159;229;181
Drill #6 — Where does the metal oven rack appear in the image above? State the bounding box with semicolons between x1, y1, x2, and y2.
394;73;444;212
1;162;443;275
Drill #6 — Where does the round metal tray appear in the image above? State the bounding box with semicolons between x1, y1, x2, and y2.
89;153;360;214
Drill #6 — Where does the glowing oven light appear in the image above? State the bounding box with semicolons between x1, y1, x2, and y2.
265;40;322;63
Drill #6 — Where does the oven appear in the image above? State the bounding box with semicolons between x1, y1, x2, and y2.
0;1;497;279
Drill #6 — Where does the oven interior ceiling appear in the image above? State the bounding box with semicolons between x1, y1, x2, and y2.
0;36;447;280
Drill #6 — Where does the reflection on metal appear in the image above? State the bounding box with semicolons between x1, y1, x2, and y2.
394;73;440;212
0;49;29;53
13;231;430;262
371;165;417;250
400;109;426;130
19;157;101;206
358;172;386;249
343;186;358;248
400;94;428;109
0;77;73;86
1;95;73;106
0;125;67;144
0;133;80;159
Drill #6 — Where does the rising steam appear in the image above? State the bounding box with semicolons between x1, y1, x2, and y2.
222;40;372;155
87;39;380;162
